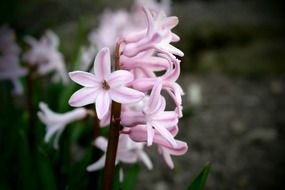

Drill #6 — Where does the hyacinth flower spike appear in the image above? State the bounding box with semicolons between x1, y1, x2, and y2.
37;102;87;149
68;47;144;119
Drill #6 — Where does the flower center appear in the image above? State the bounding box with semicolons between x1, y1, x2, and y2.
102;80;110;90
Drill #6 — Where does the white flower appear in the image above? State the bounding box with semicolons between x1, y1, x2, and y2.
87;135;152;172
88;10;130;51
68;47;144;120
37;102;87;149
0;26;27;95
23;30;69;85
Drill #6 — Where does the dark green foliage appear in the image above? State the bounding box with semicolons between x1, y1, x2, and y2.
187;163;211;190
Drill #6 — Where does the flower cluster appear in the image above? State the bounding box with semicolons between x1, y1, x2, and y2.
32;0;187;173
68;5;187;170
81;0;171;70
0;0;188;180
23;30;69;84
0;26;27;95
0;27;69;95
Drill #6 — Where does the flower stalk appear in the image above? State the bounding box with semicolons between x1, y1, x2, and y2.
27;65;36;148
102;41;122;190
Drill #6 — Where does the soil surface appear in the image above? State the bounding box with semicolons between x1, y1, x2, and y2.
136;74;285;190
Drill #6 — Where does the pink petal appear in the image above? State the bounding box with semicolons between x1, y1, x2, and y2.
94;47;111;80
162;56;180;82
107;70;133;88
95;90;111;120
123;33;161;57
110;86;144;104
69;87;98;107
121;54;169;71
143;57;170;71
171;33;180;42
151;122;177;147
138;151;153;170
44;125;61;143
87;155;106;171
136;67;156;78
123;30;146;43
100;112;110;127
161;148;174;169
69;71;99;87
147;124;154;146
163;16;179;29
147;96;166;115
132;78;156;92
121;111;145;127
118;152;137;163
168;125;179;137
95;137;108;151
159;43;184;57
129;125;187;154
142;7;154;36
151;111;178;128
147;80;163;111
166;140;188;155
128;125;146;142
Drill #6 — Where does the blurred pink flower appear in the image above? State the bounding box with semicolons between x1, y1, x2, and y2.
134;0;171;15
68;47;144;119
87;135;152;172
23;30;69;84
0;26;27;95
80;45;96;71
88;10;130;51
88;0;172;52
37;102;87;149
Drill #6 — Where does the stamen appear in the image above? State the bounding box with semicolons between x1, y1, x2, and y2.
102;80;110;90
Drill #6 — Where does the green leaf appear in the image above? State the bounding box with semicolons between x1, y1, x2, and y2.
36;148;58;190
67;146;93;190
18;130;38;190
187;163;211;190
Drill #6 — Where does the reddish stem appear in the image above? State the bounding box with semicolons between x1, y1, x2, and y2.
102;41;122;190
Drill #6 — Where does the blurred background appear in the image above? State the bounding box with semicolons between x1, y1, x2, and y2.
1;0;285;189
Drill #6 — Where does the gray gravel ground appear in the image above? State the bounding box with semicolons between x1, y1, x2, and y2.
136;74;285;190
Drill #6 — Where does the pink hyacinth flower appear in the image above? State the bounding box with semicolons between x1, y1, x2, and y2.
123;80;178;147
125;124;188;169
68;47;144;120
122;7;183;58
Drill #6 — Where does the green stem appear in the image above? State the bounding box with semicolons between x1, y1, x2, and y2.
27;66;35;149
